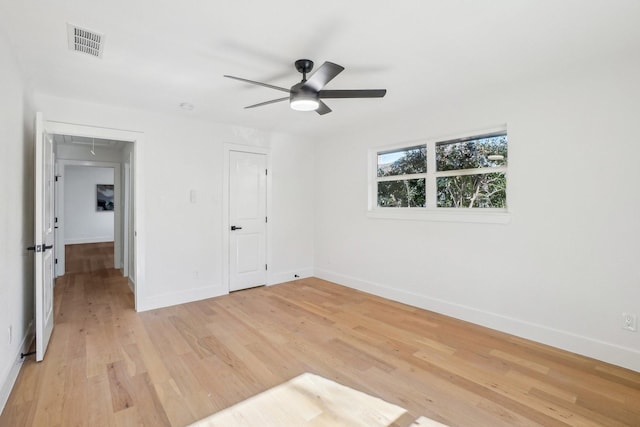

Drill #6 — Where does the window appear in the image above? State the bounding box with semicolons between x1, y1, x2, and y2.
376;145;427;207
370;128;508;222
435;133;507;208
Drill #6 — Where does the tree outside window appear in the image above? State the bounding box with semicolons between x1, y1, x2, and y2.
435;134;507;208
376;145;426;207
374;131;507;210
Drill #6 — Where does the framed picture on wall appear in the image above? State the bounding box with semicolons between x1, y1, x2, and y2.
96;184;114;211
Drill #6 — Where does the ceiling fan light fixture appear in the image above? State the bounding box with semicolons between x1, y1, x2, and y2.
290;98;319;111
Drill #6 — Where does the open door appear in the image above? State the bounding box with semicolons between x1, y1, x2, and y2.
32;112;55;361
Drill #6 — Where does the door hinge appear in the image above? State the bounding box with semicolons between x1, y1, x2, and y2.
55;258;58;264
265;169;268;176
55;216;58;223
265;264;268;271
265;216;267;223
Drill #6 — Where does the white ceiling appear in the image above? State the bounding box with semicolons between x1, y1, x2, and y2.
52;134;128;152
1;1;639;137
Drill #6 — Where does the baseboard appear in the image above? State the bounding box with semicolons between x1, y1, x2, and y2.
65;237;114;245
315;268;640;373
268;268;314;286
136;284;227;312
127;277;135;293
0;320;34;414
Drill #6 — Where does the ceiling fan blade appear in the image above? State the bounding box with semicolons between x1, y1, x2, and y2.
245;97;289;109
319;89;387;99
315;100;332;115
303;62;344;92
224;75;290;93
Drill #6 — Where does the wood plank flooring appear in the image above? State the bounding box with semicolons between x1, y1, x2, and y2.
2;243;640;426
64;242;114;274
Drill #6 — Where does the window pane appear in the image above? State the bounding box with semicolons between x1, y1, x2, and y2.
377;145;426;177
437;173;506;208
378;179;426;207
436;135;507;172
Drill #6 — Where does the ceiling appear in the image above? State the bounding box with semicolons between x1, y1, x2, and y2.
53;134;128;152
1;1;639;137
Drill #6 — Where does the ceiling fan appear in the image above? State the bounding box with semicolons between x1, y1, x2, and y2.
224;59;386;115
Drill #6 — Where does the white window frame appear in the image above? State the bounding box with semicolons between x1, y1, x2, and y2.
368;126;511;224
375;144;428;208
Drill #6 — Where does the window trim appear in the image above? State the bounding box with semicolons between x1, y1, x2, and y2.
367;126;511;224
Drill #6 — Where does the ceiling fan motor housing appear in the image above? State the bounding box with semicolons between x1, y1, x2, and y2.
289;82;319;111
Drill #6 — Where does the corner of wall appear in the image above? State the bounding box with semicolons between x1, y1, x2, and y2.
268;267;315;286
0;321;34;414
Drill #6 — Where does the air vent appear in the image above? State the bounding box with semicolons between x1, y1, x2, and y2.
67;23;104;58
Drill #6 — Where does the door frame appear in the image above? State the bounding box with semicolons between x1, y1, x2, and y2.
222;143;272;291
44;120;145;311
123;159;131;278
56;160;122;274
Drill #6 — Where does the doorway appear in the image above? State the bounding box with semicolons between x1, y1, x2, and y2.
45;120;144;311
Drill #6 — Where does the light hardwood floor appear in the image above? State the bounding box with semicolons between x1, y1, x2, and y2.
1;243;639;426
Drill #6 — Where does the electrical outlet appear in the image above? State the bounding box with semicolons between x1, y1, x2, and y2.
622;312;637;332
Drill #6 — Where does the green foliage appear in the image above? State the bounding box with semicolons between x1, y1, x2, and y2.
377;146;427;177
437;173;506;208
376;135;507;209
436;135;507;208
436;135;507;171
378;179;426;207
377;146;427;207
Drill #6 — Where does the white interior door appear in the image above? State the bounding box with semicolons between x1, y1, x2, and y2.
229;151;267;292
34;112;55;362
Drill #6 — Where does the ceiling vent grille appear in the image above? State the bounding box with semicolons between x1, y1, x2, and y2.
67;24;104;58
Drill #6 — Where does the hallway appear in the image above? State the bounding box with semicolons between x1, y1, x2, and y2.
64;242;116;274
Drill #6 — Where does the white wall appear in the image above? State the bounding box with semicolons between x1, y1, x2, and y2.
64;166;115;244
0;29;35;411
314;56;640;372
268;133;316;283
35;93;315;311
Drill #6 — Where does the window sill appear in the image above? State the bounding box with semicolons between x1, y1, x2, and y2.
366;208;511;224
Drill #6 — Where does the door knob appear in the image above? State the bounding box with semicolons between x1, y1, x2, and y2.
231;225;243;231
